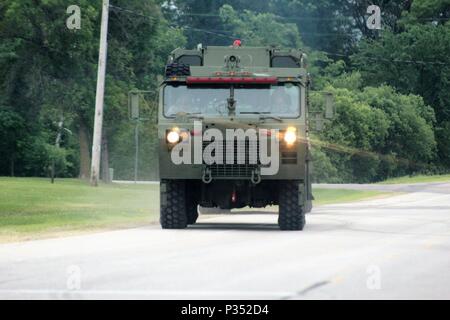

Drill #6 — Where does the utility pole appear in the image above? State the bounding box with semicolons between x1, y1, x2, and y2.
90;0;110;186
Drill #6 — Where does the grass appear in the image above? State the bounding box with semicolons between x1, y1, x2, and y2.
0;177;159;242
0;178;391;242
313;188;388;205
378;174;450;184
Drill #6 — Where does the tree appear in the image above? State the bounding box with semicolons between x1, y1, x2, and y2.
164;0;273;47
400;0;450;25
352;25;450;167
0;108;26;176
0;0;185;179
219;4;303;48
310;73;437;182
358;86;436;165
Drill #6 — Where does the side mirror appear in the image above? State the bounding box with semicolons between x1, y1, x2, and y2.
308;91;335;132
128;90;158;123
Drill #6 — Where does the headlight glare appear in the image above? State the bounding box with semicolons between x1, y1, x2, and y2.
167;130;180;144
284;127;297;145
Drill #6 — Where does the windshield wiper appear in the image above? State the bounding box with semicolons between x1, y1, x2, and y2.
174;112;204;120
239;112;282;122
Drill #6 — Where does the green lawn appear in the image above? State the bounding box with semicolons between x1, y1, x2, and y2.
378;174;450;184
313;188;388;205
0;178;159;242
0;178;391;242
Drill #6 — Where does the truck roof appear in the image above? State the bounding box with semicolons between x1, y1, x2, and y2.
166;45;307;80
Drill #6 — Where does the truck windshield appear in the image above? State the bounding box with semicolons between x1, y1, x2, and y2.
163;83;300;118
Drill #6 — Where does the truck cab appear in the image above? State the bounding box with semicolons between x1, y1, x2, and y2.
158;43;313;230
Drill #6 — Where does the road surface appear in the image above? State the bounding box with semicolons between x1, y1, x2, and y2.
0;183;449;300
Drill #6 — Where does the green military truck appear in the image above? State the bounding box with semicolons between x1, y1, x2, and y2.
157;43;316;231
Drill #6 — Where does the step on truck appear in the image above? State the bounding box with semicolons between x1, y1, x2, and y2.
157;42;317;230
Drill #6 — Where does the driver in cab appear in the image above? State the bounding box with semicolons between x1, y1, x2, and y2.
166;94;197;116
270;87;295;115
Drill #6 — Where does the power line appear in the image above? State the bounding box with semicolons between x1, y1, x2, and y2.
171;10;450;22
111;4;354;38
322;51;447;66
110;4;240;40
181;26;238;40
110;4;450;40
109;4;156;20
108;3;449;66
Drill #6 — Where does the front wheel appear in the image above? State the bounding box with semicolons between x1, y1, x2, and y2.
160;180;188;229
278;181;306;231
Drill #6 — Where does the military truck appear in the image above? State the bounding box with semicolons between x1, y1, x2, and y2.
157;43;319;231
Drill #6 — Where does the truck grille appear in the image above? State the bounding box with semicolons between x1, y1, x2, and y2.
203;140;260;178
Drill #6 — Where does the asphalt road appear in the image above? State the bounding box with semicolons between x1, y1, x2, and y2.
0;183;449;300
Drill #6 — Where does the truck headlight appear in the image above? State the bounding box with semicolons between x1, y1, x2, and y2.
284;127;297;145
167;129;180;144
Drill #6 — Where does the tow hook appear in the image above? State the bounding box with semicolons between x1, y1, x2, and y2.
251;168;261;185
202;167;213;184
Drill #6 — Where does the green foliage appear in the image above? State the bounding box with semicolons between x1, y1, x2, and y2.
219;4;303;48
400;0;450;25
311;60;363;91
313;87;390;182
358;86;436;163
109;122;159;181
311;82;437;182
352;25;450;166
0;0;449;183
0;0;185;178
44;143;74;176
164;0;274;47
310;146;339;183
0;107;25;175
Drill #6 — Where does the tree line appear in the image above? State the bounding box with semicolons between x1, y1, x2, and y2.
0;0;449;182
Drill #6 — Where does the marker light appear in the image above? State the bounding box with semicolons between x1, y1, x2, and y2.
186;76;277;84
167;130;180;144
284;127;297;145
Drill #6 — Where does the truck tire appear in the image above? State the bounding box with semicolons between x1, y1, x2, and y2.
278;181;305;231
160;180;188;229
165;63;190;77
